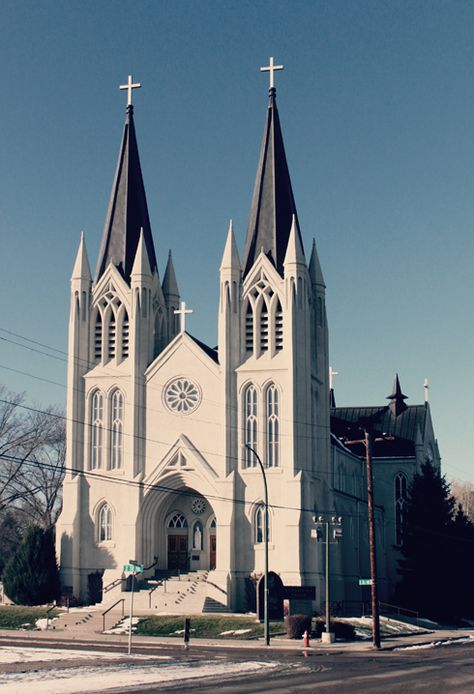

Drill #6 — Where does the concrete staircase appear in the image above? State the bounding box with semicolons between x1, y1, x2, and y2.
49;604;125;634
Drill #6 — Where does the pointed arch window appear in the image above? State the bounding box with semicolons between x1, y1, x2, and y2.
110;390;124;470
94;313;102;361
266;384;280;468
90;391;103;470
168;512;188;529
260;302;269;352
275;299;283;351
244;385;258;468
122;311;129;359
395;472;408;546
98;503;112;542
245;302;254;353
108;311;116;359
255;504;271;544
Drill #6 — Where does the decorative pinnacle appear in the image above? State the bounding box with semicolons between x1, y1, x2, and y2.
260;56;284;91
120;74;141;108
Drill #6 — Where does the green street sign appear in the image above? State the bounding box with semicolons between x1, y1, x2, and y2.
123;563;144;574
358;578;372;586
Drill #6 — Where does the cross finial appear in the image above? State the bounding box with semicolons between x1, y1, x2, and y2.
329;366;339;390
174;301;193;333
424;377;429;403
260;56;284;90
119;74;141;107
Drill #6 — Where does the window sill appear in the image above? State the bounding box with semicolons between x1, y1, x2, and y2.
254;543;275;551
241;467;283;475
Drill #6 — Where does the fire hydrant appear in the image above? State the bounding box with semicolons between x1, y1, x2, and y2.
303;629;310;648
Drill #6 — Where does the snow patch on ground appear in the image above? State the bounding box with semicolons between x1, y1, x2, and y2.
219;629;252;636
103;616;140;634
0;655;277;693
394;635;474;651
0;647;160;664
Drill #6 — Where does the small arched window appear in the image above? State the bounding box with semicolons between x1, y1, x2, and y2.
108;311;116;359
395;472;408;545
90;391;103;470
98;503;112;541
266;384;279;468
94;312;102;362
122;311;129;359
275;299;283;351
255;504;271;544
245;302;254;353
210;517;217;529
110;390;124;470
168;512;188;528
244;385;258;468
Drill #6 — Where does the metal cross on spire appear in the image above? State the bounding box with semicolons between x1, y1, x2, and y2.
120;74;142;107
329;366;339;390
260;56;284;89
424;377;429;403
174;301;193;333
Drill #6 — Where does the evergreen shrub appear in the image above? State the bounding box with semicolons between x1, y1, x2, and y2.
286;613;312;638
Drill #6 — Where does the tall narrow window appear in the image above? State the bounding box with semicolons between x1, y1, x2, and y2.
245;302;253;353
98;503;112;541
110;390;124;470
255;504;271;543
94;313;102;361
275;299;283;351
90;391;103;470
122;311;129;358
244;385;257;467
395;473;408;545
266;384;279;467
108;312;116;359
260;303;269;352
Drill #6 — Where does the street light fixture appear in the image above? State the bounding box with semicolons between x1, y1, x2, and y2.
311;514;343;643
245;443;270;647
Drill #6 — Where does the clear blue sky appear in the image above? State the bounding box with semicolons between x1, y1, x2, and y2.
0;0;472;483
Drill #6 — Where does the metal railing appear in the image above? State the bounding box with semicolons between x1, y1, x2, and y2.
103;577;125;595
102;598;125;632
148;580;163;608
45;604;56;630
379;601;419;625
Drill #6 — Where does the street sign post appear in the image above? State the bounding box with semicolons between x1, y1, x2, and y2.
123;563;144;574
123;560;143;655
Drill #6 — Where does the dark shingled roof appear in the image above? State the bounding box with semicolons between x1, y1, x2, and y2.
187;334;219;364
331;404;428;458
242;87;303;278
95;105;157;283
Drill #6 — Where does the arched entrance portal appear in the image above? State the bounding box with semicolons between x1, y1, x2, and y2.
141;483;217;573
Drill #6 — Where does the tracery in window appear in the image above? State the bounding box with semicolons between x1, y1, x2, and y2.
244;385;257;468
255;504;271;544
110;390;124;470
168;512;188;528
266;384;280;467
90;390;103;470
98;503;112;541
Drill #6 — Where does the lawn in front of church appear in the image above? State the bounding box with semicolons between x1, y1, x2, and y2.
135;615;286;639
0;606;61;630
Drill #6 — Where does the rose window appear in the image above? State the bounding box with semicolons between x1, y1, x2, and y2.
164;378;201;414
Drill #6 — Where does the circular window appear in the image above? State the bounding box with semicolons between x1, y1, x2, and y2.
191;498;206;515
164;377;202;415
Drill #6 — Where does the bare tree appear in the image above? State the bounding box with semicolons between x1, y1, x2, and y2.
450;478;474;523
0;386;65;529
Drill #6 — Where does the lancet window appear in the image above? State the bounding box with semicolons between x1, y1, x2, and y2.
266;384;280;467
255;504;271;544
245;302;254;353
108;312;116;359
275;299;283;351
90;390;103;470
98;503;112;542
110;390;124;470
395;472;408;546
168;512;188;529
245;273;283;357
244;385;258;468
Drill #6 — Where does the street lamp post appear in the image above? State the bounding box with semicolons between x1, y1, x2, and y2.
311;515;342;643
245;444;270;647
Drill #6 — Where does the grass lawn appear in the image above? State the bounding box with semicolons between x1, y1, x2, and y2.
135;615;285;639
0;606;61;630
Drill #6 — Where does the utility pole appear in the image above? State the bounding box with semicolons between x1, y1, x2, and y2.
245;444;270;646
311;515;342;643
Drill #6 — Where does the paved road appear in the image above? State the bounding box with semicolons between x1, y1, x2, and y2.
0;634;473;693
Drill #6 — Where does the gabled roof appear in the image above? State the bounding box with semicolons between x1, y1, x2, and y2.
242;87;303;278
95;105;157;284
187;334;219;364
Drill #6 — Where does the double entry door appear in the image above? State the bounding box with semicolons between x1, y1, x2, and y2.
168;534;188;570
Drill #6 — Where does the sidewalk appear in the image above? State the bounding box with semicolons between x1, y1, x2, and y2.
0;625;472;653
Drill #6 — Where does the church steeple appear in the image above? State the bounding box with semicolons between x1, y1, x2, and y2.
387;373;408;417
242;65;303;278
95;81;157;284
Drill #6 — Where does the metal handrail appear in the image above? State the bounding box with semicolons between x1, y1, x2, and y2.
148;580;163;608
379;601;419;624
103;577;125;594
102;598;125;632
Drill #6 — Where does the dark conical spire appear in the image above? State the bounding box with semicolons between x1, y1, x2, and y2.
387;373;408;417
95;104;157;283
242;88;303;277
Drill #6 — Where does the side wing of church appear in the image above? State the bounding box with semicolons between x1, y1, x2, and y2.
56;73;441;612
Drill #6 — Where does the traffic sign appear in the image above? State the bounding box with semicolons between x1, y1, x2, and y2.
358;578;372;586
123;563;144;574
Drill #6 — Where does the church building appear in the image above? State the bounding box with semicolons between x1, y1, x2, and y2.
56;66;441;612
